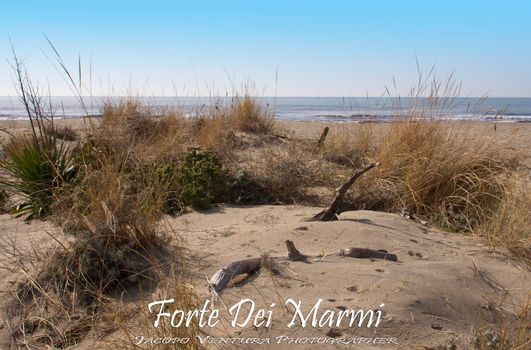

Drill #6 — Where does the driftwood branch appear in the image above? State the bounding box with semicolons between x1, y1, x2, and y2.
317;127;329;148
311;162;380;221
334;248;397;261
209;239;397;293
285;240;307;261
209;258;262;293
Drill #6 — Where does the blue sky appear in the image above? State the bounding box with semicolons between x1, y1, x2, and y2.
1;0;530;97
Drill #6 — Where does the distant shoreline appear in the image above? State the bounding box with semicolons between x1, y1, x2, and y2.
2;96;531;122
1;114;531;123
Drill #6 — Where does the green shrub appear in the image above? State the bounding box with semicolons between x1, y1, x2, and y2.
163;151;228;213
0;135;76;218
227;169;272;204
178;150;228;210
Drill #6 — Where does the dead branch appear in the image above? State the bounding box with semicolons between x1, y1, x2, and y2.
209;258;262;293
317;126;329;148
333;248;397;261
285;240;307;261
311;162;380;221
209;239;397;293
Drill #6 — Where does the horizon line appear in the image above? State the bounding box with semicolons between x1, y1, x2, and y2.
2;95;531;99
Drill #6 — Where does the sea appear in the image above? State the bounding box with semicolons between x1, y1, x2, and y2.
1;96;531;123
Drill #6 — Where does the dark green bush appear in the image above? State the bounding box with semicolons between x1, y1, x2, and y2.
0;135;76;219
161;151;228;213
176;150;227;210
227;169;272;204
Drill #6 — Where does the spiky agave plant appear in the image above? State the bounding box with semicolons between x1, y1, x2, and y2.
0;45;76;218
0;134;76;218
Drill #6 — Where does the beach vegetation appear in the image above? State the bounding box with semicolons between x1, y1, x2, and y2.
0;53;76;219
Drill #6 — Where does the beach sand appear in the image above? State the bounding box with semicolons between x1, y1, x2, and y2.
173;205;529;348
0;119;529;349
0;204;528;348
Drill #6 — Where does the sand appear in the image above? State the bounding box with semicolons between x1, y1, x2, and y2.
171;205;529;349
1;205;528;348
0;119;529;349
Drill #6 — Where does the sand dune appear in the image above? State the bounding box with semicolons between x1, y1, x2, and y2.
171;205;529;348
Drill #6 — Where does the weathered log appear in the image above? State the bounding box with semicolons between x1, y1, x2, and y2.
317;127;329;148
209;239;397;293
310;162;380;221
285;240;307;261
335;248;398;261
208;258;262;293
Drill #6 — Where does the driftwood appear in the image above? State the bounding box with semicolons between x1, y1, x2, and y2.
317;127;329;148
285;240;307;261
334;248;397;261
311;162;380;221
209;240;397;293
209;258;262;293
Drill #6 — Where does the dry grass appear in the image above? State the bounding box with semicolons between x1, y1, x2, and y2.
45;124;78;141
475;297;531;350
190;95;275;159
232;96;275;134
320;122;376;167
1;93;201;347
191;110;239;160
77;98;531;265
476;177;531;264
245;143;333;204
97;100;188;160
365;120;522;230
107;254;203;350
1;47;529;348
319;118;529;263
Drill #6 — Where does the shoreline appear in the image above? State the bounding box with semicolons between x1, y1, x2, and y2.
2;114;531;123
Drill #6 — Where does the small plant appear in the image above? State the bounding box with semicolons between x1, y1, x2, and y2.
0;47;76;219
227;169;271;204
0;134;76;218
233;95;275;134
173;150;228;211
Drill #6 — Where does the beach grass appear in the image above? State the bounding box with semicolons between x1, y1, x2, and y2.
0;51;529;348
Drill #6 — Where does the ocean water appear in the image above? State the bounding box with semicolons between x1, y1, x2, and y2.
1;96;531;122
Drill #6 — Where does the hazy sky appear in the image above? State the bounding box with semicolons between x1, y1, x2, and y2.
1;0;530;97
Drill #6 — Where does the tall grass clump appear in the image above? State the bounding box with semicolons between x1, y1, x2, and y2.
338;72;527;250
366;120;522;231
320;123;376;167
0;52;76;219
247;144;331;204
2;45;204;348
4;106;199;347
232;95;275;134
98;99;188;159
476;177;530;264
192;95;275;154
